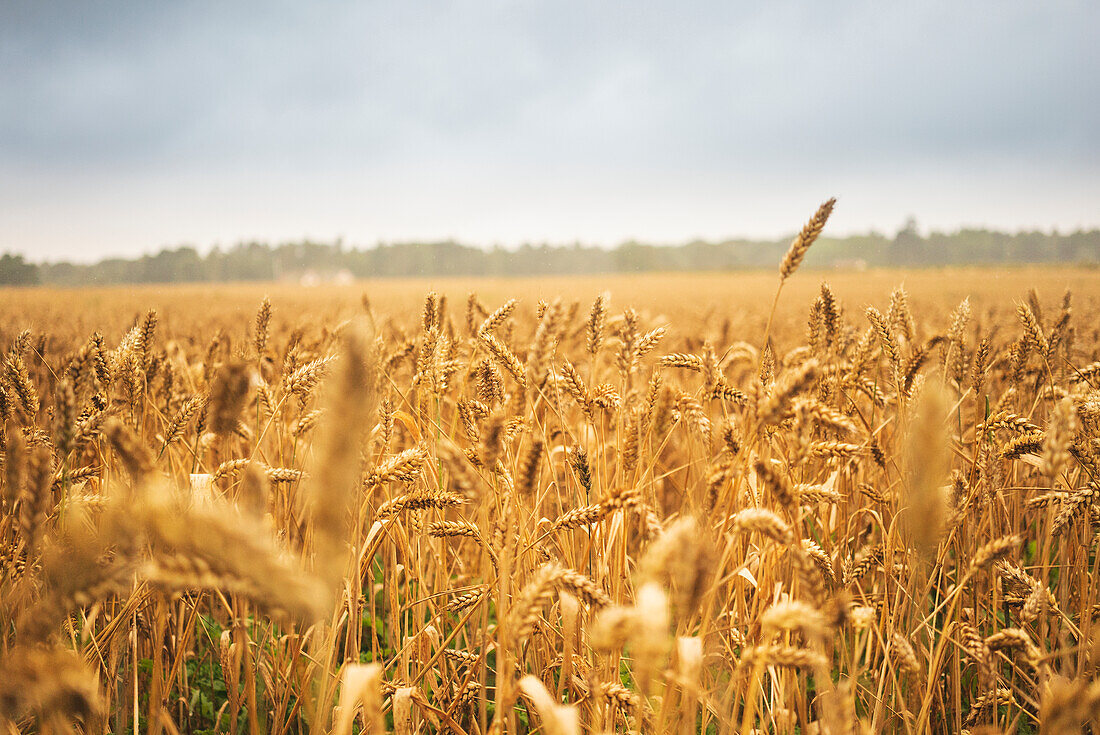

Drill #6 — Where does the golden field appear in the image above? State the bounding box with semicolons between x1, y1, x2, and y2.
4;266;1099;346
2;254;1100;732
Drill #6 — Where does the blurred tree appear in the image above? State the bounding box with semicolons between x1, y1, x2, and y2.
0;253;39;285
17;225;1100;287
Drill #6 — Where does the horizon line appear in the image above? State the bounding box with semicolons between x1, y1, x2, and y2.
13;220;1100;267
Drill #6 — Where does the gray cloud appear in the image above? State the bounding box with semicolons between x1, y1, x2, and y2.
1;0;1098;260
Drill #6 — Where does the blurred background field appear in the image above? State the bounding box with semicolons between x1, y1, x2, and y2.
5;266;1098;344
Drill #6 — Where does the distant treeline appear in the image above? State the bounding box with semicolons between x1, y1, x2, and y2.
4;221;1100;286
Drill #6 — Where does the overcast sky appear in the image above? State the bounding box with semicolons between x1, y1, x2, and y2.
2;1;1098;262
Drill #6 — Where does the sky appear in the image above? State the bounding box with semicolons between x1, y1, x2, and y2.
1;1;1098;263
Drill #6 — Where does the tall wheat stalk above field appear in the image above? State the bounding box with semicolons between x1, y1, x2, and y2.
762;197;837;351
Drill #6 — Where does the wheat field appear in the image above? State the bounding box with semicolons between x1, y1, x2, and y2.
3;210;1100;734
